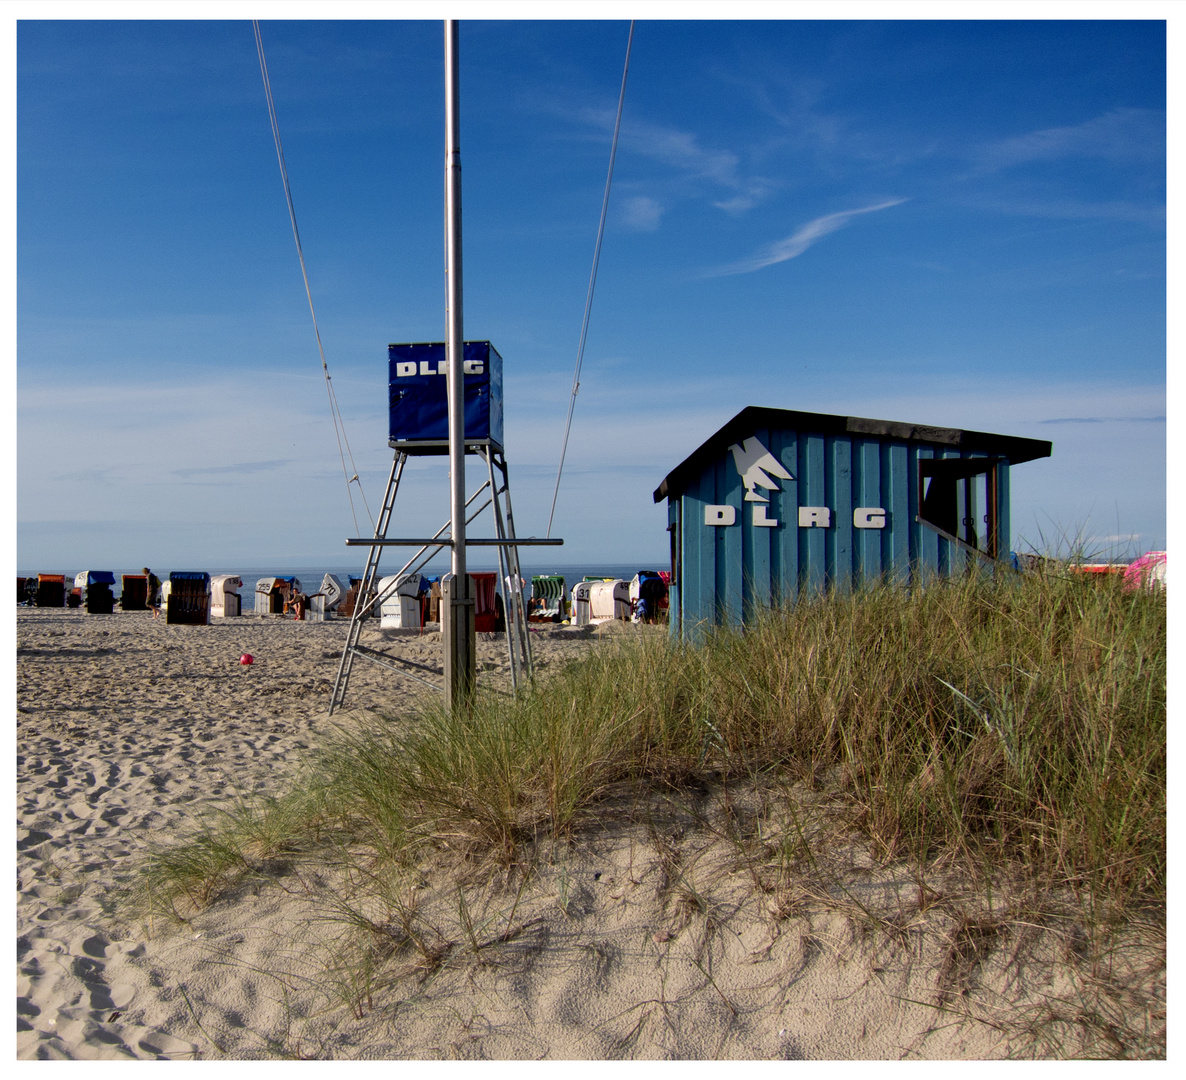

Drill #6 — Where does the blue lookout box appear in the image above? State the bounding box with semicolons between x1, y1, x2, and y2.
653;406;1052;639
389;341;504;455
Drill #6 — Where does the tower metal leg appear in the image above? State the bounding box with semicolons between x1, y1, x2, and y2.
483;447;531;690
330;446;537;714
329;452;406;714
495;451;533;681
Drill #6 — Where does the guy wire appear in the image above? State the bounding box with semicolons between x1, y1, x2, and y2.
546;21;634;538
253;21;374;535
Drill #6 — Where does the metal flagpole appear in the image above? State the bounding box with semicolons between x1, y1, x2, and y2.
442;18;475;711
329;20;564;716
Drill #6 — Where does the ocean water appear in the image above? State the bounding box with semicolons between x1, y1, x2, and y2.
20;561;666;613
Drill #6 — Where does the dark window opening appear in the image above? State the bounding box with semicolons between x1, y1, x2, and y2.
918;457;1002;560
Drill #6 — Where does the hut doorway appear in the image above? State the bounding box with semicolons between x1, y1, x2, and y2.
918;457;1002;559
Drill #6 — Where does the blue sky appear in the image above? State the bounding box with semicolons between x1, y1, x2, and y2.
13;7;1168;573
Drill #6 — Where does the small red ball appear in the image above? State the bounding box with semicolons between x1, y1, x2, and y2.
240;653;254;665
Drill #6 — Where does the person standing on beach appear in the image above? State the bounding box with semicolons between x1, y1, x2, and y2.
144;567;161;619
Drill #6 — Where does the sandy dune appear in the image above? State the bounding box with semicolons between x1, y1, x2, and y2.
15;607;1162;1059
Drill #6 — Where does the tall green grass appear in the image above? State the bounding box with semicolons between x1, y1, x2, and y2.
139;564;1165;917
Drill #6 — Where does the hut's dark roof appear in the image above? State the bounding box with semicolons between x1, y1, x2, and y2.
653;406;1052;503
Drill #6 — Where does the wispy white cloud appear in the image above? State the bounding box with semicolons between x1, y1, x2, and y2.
805;380;1165;433
620;195;664;232
607;113;742;187
712;180;776;216
704;198;908;277
1037;415;1165;425
173;460;290;479
956;195;1165;227
17;375;391;526
972;108;1164;173
580;107;776;216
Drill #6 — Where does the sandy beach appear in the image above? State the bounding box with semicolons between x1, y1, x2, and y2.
16;606;1163;1060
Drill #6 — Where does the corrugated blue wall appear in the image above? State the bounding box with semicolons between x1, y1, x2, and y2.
670;424;1011;637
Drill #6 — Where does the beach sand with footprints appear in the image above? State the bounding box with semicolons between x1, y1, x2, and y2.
16;606;1161;1059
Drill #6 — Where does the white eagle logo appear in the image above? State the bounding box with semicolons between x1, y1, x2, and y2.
728;437;794;503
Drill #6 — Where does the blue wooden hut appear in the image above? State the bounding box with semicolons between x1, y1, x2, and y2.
653;406;1052;639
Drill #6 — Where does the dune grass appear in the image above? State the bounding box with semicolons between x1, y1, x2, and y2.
132;561;1165;1057
138;561;1164;918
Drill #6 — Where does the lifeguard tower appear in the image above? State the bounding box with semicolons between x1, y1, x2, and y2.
329;340;556;712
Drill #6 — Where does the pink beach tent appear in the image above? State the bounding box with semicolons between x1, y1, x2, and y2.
1122;551;1166;592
